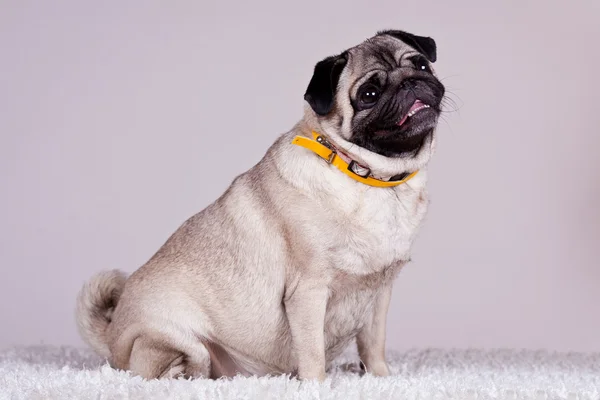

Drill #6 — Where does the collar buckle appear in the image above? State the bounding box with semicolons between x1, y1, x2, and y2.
315;135;336;164
326;151;336;164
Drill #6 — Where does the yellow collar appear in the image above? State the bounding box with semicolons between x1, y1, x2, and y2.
291;132;418;188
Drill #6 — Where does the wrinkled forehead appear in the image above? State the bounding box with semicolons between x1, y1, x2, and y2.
347;35;419;72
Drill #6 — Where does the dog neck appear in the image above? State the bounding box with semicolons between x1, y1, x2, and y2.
291;131;418;188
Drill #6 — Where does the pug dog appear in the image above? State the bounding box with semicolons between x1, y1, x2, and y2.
76;29;445;381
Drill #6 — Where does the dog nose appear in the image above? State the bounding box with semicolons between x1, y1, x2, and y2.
400;78;417;90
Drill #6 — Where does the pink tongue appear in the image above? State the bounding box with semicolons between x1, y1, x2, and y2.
408;100;425;113
397;100;425;126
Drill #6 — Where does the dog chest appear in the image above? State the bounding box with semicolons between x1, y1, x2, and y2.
326;185;427;274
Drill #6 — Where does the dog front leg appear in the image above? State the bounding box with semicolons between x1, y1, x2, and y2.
284;280;328;381
356;283;392;377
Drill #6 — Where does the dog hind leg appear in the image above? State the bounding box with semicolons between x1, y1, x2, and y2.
127;336;211;379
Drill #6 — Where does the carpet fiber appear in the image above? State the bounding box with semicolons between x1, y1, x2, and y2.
1;346;599;399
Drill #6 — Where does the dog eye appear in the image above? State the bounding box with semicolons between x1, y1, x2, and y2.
357;84;381;109
413;57;432;73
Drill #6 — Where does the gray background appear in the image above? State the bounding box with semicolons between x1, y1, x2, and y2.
1;1;599;352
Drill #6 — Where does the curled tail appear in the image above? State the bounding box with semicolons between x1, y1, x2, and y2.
76;269;127;359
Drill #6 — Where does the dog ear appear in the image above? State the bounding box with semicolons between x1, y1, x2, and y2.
304;52;348;116
378;30;437;63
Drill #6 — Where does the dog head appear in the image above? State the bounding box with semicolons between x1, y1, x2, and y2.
303;30;445;177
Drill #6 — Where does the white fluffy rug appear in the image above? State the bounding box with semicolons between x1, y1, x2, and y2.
1;346;599;400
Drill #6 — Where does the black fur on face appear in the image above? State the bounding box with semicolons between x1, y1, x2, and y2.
304;30;446;158
349;53;445;157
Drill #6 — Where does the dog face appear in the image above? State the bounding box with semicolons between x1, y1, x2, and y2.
304;30;445;162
